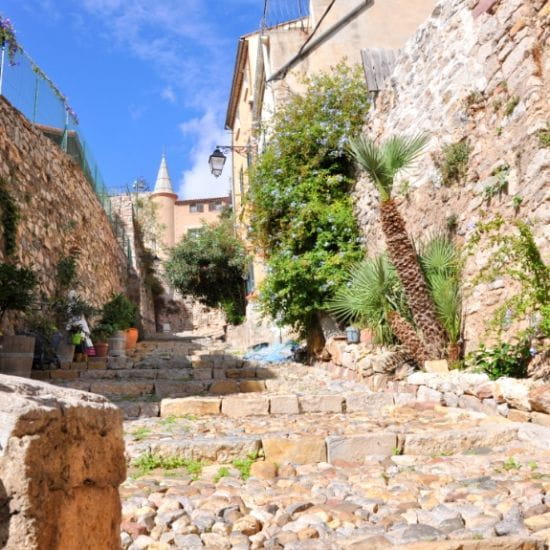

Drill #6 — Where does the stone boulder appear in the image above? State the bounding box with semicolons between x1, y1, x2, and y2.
0;374;126;549
529;385;550;415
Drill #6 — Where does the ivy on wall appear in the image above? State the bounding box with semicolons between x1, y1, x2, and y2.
0;177;19;256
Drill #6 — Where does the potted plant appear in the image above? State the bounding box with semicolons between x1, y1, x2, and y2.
0;263;38;378
100;294;138;356
91;323;114;358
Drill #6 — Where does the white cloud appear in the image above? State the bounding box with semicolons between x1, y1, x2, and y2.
161;86;176;104
178;109;232;200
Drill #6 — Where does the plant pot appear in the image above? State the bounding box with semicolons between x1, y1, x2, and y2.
125;328;138;350
57;342;76;363
108;330;126;357
95;342;109;358
0;335;35;378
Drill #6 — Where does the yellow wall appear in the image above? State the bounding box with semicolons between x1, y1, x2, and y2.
173;200;229;244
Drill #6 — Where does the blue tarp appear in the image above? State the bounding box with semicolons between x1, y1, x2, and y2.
243;341;300;363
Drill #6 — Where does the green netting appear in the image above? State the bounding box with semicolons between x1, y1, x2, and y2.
0;46;131;265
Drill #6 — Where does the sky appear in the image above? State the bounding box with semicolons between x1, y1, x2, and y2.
0;0;266;199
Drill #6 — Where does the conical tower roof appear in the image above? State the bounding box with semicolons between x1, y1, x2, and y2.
153;154;175;194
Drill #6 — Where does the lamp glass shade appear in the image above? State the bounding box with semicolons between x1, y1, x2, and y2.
208;148;226;177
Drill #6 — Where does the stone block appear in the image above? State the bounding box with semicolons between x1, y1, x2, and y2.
270;394;300;415
424;360;449;373
417;386;442;403
30;371;50;381
327;434;397;464
0;374;125;549
299;394;343;413
262;436;326;464
529;385;550;415
92;381;154;397
88;360;107;370
155;381;204;398
404;425;518;455
345;392;394;413
49;370;80;380
495;378;532;411
69;362;88;371
458;394;485;413
210;380;239;395
507;409;531;423
191;368;213;380
221;395;269;417
139;402;160;418
239;380;266;393
161;397;221;417
531;412;550;428
107;357;133;370
394;392;417;406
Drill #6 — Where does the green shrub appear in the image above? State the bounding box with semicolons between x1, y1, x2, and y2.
438;141;471;186
0;263;37;322
467;339;531;380
101;293;138;330
248;63;369;335
165;218;249;325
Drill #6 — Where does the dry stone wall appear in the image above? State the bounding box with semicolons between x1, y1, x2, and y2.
0;97;127;329
0;374;125;549
354;0;549;351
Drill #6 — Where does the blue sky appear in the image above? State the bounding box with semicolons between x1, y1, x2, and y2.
0;0;265;199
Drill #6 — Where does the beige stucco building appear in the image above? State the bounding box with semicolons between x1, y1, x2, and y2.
225;0;437;291
149;155;231;259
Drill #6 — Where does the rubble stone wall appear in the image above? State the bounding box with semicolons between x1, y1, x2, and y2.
354;0;549;351
0;97;127;330
0;375;126;549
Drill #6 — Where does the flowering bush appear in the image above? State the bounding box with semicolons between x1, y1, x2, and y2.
248;64;369;335
0;16;20;66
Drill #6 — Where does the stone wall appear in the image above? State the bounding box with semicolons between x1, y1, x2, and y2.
354;0;549;351
0;374;125;549
0;97;127;330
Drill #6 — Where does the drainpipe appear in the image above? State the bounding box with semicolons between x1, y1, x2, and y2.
268;0;374;82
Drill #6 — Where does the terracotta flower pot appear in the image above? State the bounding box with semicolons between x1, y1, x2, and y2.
125;328;138;350
95;342;109;358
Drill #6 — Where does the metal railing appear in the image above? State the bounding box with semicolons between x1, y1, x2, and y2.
0;45;131;264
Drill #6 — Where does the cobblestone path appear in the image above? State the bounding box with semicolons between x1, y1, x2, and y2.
49;337;550;549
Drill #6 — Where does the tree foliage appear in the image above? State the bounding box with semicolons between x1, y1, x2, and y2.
0;263;37;321
165;218;250;325
248;64;369;333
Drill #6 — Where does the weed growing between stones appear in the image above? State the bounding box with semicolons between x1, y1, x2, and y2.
132;452;203;480
503;457;520;471
435;140;471;187
504;95;520;117
213;467;231;483
232;451;260;480
131;427;152;441
538;124;550;148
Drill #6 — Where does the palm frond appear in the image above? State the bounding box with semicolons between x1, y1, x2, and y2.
429;273;461;344
326;254;408;345
381;134;430;176
348;136;392;200
420;233;459;278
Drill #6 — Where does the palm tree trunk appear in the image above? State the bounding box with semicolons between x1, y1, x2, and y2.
380;199;447;359
388;311;427;365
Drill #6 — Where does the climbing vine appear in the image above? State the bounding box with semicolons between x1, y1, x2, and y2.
0;178;19;256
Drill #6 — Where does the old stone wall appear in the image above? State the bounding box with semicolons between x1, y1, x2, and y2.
0;97;127;329
0;374;125;549
354;0;549;351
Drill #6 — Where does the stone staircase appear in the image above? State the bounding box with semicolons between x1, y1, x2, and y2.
33;337;550;548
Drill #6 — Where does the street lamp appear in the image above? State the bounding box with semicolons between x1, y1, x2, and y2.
208;145;253;177
208;147;227;178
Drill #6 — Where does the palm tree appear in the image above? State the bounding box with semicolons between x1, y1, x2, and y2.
349;134;447;359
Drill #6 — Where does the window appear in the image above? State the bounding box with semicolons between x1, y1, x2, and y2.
208;202;224;212
189;203;203;213
187;228;203;238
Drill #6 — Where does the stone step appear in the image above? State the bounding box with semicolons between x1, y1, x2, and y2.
160;391;398;418
49;378;269;399
124;422;535;466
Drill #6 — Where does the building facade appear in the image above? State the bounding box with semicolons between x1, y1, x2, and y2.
225;0;437;291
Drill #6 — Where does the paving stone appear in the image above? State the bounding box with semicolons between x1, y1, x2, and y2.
327;434;397;463
345;392;394;413
299;394;343;413
161;397;221;417
270;394;300;415
210;380;240;395
222;395;269;417
262;436;326;464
